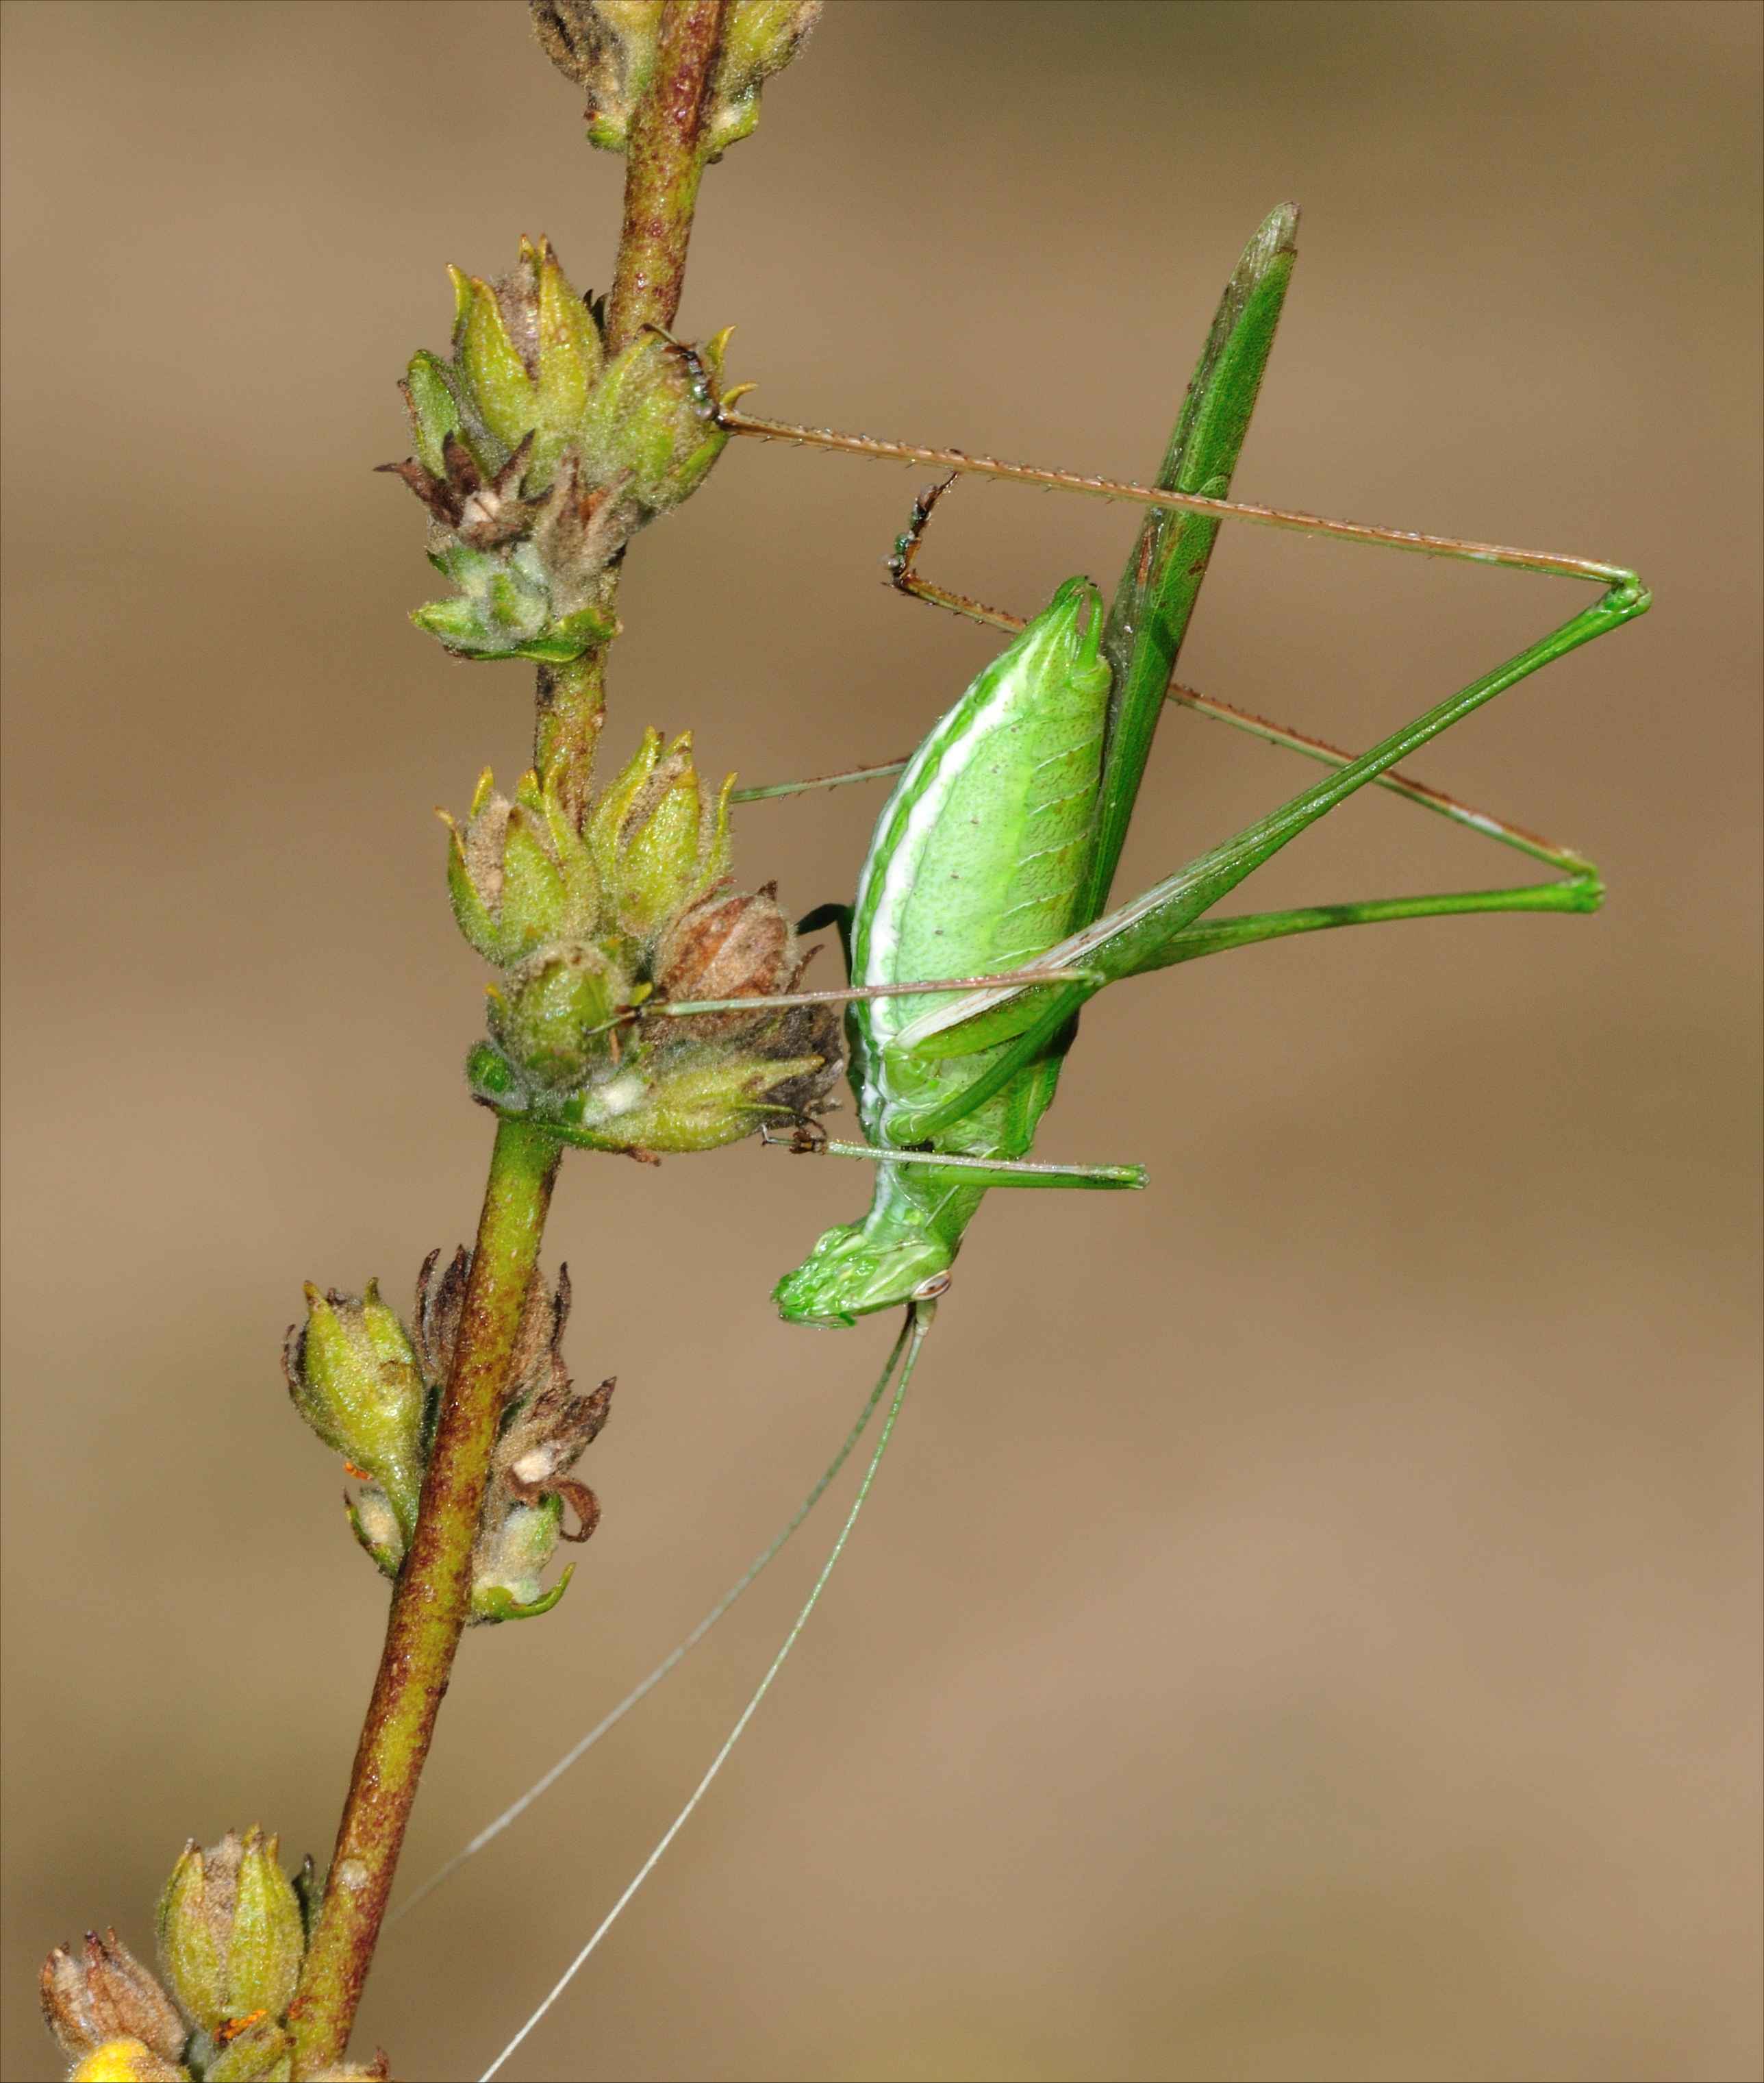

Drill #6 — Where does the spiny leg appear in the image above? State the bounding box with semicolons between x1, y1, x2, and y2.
886;473;1597;878
894;575;1643;1134
721;403;1635;587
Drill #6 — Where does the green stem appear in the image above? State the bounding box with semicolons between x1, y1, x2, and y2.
288;1117;562;2075
605;0;726;351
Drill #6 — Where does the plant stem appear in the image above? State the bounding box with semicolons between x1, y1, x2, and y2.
288;1116;562;2076
605;0;725;351
287;11;729;2070
540;0;724;808
536;649;607;823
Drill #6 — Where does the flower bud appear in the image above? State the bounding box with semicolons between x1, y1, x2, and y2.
68;2042;188;2083
40;1932;186;2065
342;1484;405;1580
155;1830;305;2038
577;329;728;523
531;0;822;158
705;0;823;155
285;1287;425;1540
385;236;731;662
408;534;616;665
530;0;662;153
449;237;605;475
587;729;731;940
443;763;600;969
473;1498;575;1621
492;999;842;1155
488;943;624;1088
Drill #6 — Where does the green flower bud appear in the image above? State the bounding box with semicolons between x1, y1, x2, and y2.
40;1932;186;2065
384;236;731;662
68;2041;188;2083
606;1025;841;1150
531;0;822;158
410;534;616;665
203;2021;293;2083
531;1;662;153
587;729;731;940
488;943;624;1088
284;1287;425;1540
578;329;728;523
155;1831;304;2038
705;0;823;155
583;329;729;521
443;763;601;969
473;1497;575;1621
448;238;605;479
474;999;842;1156
342;1484;405;1580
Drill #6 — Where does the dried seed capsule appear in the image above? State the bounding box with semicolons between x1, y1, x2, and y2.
40;1931;186;2065
655;884;795;1034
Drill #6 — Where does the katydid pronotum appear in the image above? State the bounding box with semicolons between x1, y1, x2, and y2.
427;208;1648;2078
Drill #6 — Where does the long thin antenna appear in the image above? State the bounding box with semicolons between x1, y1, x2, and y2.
388;1317;915;1930
479;1301;933;2083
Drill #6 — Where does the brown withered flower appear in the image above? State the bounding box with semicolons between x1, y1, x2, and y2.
40;1930;186;2066
654;881;797;1034
414;1249;615;1591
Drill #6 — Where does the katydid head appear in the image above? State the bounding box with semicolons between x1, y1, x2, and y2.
1021;573;1108;695
772;1220;954;1329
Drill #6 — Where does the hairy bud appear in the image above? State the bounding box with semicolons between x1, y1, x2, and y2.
587;728;732;940
443;763;602;969
40;1932;186;2065
383;238;734;662
155;1830;305;2039
284;1286;426;1543
531;0;822;157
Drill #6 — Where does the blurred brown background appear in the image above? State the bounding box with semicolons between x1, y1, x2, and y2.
3;3;1759;2080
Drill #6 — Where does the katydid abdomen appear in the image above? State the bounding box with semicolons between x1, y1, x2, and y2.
774;577;1110;1328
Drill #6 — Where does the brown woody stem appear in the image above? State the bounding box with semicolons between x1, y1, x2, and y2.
288;12;730;2070
288;1117;562;2075
605;0;726;350
536;647;607;825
